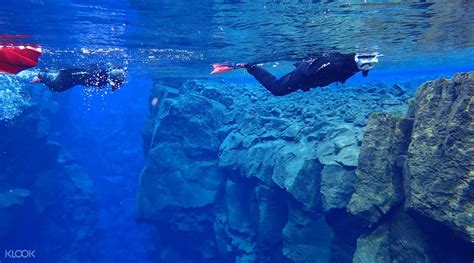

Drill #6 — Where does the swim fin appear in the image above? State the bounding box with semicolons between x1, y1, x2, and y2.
210;63;241;74
0;45;42;74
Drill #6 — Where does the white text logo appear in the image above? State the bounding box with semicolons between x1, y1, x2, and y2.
4;249;36;259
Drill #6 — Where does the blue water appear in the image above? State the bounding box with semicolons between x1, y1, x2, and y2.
0;0;473;263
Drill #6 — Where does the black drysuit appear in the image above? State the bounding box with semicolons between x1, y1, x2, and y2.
247;53;366;96
38;67;109;92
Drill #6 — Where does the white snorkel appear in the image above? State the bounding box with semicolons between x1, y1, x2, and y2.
355;52;380;71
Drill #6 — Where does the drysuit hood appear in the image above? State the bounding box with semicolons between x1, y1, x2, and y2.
108;68;126;89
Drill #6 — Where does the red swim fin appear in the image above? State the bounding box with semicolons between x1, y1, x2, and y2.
0;45;42;74
210;63;239;74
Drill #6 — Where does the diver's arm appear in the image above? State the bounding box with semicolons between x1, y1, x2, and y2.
293;61;311;75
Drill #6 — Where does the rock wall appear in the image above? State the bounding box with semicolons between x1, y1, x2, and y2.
137;75;413;263
348;72;474;263
0;78;97;262
406;73;473;241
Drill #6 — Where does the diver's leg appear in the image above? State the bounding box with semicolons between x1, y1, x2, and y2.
246;66;299;96
37;71;74;92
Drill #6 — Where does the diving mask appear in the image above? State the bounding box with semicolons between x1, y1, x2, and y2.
355;52;380;71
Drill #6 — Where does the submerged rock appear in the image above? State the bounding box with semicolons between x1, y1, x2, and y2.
282;203;331;263
347;113;413;226
334;144;359;167
137;77;414;262
272;144;323;211
353;208;429;263
388;83;406;97
348;72;474;263
405;73;474;242
320;164;356;212
137;85;227;220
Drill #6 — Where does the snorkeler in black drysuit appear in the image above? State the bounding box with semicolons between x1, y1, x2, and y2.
211;52;379;96
32;66;126;92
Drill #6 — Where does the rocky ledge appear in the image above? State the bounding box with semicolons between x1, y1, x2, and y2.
136;72;472;263
137;74;411;263
348;72;473;263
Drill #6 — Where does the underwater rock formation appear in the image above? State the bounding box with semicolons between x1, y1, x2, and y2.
0;80;97;262
405;73;474;242
347;113;413;226
320;164;356;212
348;72;474;263
138;73;474;262
137;76;412;263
